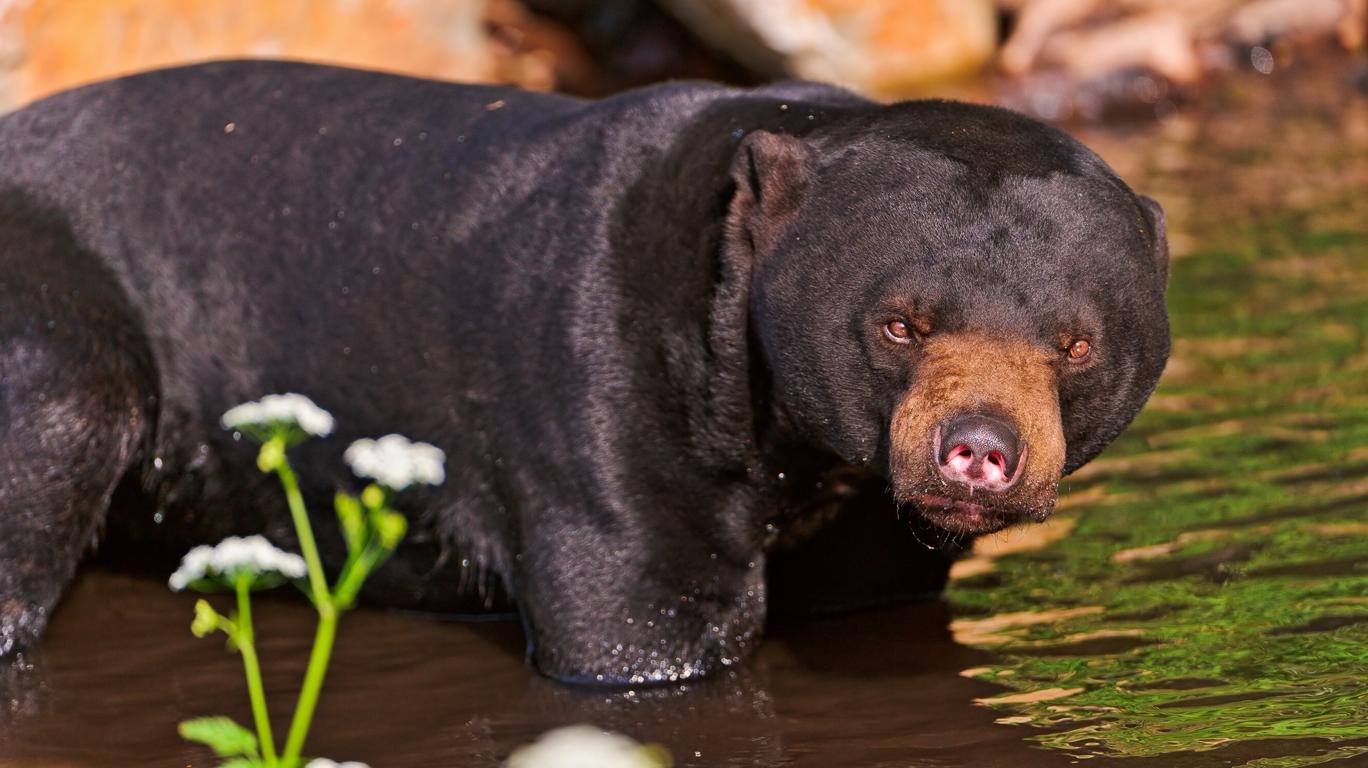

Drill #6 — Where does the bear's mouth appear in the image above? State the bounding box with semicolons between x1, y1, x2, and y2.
908;493;1026;535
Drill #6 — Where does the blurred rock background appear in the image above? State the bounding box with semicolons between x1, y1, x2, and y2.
0;0;1362;118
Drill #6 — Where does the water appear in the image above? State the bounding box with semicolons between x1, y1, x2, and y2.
2;57;1366;767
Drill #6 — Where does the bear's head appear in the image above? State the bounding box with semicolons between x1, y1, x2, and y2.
727;101;1170;535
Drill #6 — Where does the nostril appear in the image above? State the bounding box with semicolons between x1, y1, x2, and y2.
982;451;1008;484
945;445;975;474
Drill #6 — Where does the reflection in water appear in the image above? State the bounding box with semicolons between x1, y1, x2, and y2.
2;56;1367;768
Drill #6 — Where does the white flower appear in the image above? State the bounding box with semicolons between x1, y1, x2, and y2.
505;725;666;768
304;760;370;768
221;393;335;437
168;535;308;590
344;434;446;490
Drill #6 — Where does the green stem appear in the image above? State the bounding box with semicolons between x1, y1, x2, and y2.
332;546;384;609
281;602;337;766
235;577;278;767
273;452;331;609
272;449;340;767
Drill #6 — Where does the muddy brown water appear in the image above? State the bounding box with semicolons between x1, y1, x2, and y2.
3;56;1367;767
3;574;1048;767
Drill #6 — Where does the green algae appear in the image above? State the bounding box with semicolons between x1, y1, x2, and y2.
948;160;1368;760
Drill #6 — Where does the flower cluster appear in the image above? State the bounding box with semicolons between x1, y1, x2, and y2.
222;393;335;439
344;434;446;490
169;535;307;591
505;725;670;768
173;393;448;768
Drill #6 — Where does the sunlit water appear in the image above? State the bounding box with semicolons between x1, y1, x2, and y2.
1;57;1365;767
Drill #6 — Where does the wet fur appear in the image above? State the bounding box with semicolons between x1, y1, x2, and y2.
0;61;1168;683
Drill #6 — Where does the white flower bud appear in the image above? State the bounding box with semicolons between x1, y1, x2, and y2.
221;393;335;437
505;725;666;768
168;535;307;590
344;434;446;490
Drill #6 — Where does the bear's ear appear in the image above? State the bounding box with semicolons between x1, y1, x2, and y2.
1138;195;1170;288
725;130;813;261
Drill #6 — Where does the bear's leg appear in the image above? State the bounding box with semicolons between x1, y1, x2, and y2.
0;320;148;657
514;513;766;685
767;474;960;621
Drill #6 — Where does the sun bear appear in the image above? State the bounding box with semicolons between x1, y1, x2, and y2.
0;61;1168;683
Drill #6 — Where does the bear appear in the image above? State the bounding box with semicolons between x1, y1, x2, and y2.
0;60;1169;684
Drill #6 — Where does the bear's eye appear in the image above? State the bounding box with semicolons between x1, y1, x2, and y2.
1066;339;1092;361
884;319;914;343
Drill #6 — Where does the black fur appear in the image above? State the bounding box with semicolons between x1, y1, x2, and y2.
0;61;1169;682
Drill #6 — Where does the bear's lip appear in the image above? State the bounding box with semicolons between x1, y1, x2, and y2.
908;493;1025;535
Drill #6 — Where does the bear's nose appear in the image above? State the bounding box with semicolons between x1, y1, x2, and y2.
936;414;1025;492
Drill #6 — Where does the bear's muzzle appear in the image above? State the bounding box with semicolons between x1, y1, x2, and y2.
888;333;1066;535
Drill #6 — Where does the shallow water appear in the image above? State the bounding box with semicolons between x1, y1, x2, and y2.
3;58;1367;767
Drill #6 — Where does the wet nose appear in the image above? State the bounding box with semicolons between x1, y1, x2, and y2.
936;414;1024;492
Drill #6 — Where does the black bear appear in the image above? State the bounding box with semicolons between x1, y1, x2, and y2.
0;61;1169;684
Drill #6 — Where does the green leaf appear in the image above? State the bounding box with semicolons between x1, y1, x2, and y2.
178;716;260;759
335;492;366;555
219;759;264;768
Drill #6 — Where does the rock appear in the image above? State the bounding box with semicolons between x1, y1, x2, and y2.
998;0;1363;84
1225;0;1355;46
0;0;496;112
655;0;999;97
